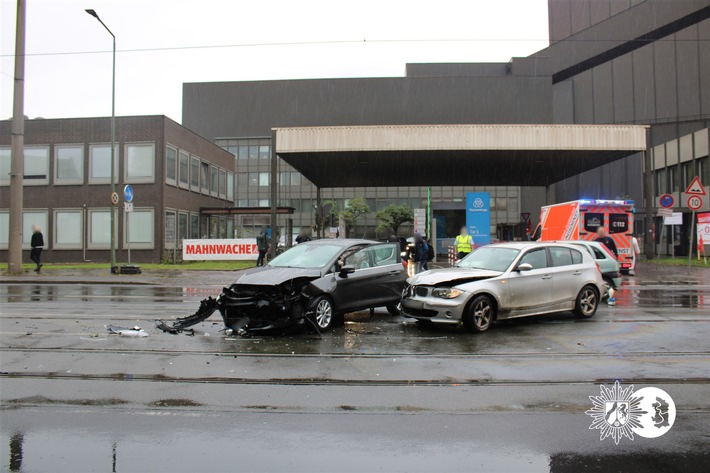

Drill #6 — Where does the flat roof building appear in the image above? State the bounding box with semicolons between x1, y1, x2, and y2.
182;0;710;256
0;116;237;263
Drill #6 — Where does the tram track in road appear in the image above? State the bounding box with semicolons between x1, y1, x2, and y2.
2;370;709;388
1;345;709;360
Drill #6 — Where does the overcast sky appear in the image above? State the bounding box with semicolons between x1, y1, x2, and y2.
1;0;549;124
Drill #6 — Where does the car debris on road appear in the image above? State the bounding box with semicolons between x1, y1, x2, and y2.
106;324;149;337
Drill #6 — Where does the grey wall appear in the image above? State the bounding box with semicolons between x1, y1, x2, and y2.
183;75;553;139
551;10;710;207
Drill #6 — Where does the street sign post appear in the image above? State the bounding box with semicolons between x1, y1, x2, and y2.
659;194;675;208
688;195;704;211
123;184;134;203
684;176;706;196
124;185;135;264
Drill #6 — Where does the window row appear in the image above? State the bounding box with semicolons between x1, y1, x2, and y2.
0;208;154;250
164;210;234;248
165;145;234;201
236;172;270;188
216;142;271;160
654;157;709;196
0;143;155;186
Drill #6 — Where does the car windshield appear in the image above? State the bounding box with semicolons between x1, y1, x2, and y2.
268;243;343;269
456;246;520;272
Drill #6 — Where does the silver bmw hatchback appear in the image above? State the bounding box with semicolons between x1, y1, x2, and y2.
401;242;605;332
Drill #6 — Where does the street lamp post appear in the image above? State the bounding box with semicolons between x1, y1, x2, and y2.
85;8;117;272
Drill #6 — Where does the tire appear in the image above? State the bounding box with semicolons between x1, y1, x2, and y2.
574;285;599;318
463;295;495;333
309;296;335;332
386;304;401;315
602;277;613;300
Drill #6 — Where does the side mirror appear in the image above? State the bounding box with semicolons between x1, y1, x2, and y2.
339;265;356;276
516;263;533;272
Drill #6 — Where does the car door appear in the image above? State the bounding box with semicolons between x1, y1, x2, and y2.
331;243;403;312
506;247;553;314
549;246;586;305
368;243;406;305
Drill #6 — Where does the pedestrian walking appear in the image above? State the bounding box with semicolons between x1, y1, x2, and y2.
30;225;44;272
256;227;268;267
454;226;473;260
414;233;429;274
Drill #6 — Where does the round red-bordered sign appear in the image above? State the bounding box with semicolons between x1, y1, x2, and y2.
659;194;675;208
687;195;703;211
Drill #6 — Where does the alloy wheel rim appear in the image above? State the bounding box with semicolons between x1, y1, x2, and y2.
580;289;596;315
474;301;491;328
316;300;332;328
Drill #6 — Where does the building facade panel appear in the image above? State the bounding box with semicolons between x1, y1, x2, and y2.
0;116;234;264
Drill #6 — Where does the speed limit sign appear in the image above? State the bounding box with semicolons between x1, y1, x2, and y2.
688;195;703;211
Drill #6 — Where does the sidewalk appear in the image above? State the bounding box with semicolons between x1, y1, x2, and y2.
0;267;241;287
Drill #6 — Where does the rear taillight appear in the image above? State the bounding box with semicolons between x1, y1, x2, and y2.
402;260;408;268
595;262;602;273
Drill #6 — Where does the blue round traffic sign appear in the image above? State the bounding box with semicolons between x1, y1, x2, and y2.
659;194;674;209
124;185;134;203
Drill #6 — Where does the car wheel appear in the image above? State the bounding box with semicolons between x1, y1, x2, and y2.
574;285;599;318
602;277;613;299
386;304;401;315
463;295;495;333
309;296;334;331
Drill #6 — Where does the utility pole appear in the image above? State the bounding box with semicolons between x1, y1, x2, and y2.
8;0;26;276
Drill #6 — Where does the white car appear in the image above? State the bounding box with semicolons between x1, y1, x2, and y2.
401;242;605;332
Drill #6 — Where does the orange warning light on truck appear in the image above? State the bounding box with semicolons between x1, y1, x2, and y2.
533;199;636;272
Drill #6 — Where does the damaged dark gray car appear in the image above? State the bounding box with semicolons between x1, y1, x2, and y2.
158;239;406;336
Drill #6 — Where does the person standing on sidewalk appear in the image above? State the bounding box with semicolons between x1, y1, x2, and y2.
455;226;473;260
256;227;268;267
414;233;430;274
595;226;618;258
30;225;44;272
595;227;618;306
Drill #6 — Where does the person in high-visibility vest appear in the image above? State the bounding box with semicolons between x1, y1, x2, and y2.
455;226;474;260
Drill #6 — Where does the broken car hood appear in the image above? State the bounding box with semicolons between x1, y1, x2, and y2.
409;268;502;286
234;266;323;286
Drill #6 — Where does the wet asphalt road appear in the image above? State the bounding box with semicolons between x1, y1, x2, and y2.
1;262;709;472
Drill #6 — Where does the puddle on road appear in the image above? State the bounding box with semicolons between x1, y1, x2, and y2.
0;285;217;303
2;416;707;472
0;427;549;472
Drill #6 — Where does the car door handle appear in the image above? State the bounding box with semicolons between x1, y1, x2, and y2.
541;274;552;280
388;270;400;275
573;271;582;275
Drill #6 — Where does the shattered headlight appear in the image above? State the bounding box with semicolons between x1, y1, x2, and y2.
432;287;463;299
